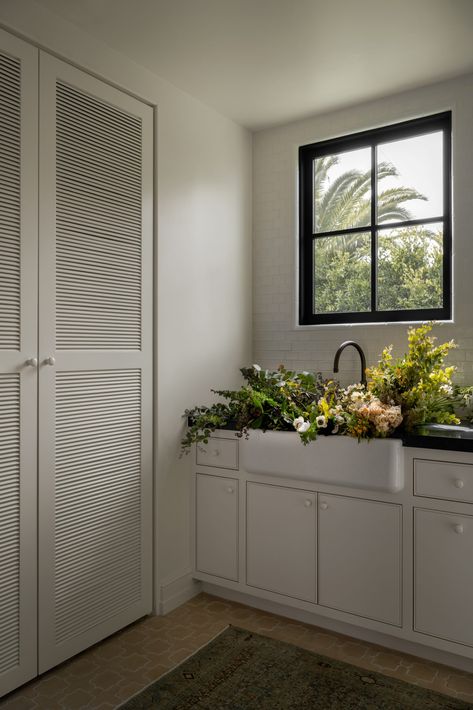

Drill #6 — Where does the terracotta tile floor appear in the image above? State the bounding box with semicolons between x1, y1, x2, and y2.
1;592;473;709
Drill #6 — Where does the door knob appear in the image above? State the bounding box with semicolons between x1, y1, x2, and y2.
304;499;313;507
25;357;38;367
44;356;56;366
454;479;464;489
454;524;464;535
320;502;328;511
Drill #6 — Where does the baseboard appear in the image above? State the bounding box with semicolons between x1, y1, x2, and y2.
201;583;473;674
159;571;202;615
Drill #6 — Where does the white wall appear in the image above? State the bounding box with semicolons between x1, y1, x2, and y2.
0;1;252;608
253;74;473;385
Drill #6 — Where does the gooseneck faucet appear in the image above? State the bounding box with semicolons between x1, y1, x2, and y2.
333;341;367;386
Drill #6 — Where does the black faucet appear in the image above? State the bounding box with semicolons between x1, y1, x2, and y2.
333;341;367;386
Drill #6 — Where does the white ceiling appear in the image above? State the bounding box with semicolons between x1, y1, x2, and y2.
36;0;473;130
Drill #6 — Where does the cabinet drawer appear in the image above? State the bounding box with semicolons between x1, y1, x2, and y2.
414;458;473;503
196;437;238;469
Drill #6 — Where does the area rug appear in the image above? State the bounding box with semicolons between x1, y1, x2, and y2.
118;626;471;709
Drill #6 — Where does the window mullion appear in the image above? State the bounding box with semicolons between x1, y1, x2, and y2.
371;144;377;312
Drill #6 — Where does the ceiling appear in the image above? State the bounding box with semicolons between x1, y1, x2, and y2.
36;0;473;130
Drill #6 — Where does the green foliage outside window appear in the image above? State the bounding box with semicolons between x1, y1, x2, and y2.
313;156;442;314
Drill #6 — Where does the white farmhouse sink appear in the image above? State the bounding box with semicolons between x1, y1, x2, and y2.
239;430;403;492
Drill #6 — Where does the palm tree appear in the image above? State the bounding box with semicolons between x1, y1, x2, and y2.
314;155;426;234
312;156;442;312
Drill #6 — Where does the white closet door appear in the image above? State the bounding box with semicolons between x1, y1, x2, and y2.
38;53;153;672
0;30;38;697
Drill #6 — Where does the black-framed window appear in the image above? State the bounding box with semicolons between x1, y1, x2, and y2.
299;112;452;325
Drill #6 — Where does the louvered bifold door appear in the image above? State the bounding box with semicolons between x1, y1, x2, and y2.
38;54;153;672
0;30;38;697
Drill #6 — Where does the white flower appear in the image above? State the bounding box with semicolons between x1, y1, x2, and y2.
316;415;327;428
253;364;261;372
440;384;453;395
293;416;310;433
293;416;304;429
276;381;285;387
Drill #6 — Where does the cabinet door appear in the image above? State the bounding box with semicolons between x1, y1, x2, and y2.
38;53;153;673
318;494;402;625
196;473;239;581
247;483;316;602
0;29;38;698
415;508;473;647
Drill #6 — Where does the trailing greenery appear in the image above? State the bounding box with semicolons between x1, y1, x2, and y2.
182;366;326;452
182;324;466;454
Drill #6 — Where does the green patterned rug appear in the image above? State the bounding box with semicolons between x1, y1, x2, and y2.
119;626;471;709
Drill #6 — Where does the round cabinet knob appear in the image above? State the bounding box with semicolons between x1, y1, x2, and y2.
454;479;464;489
226;486;234;494
304;499;313;508
320;502;328;511
25;357;38;367
210;449;220;457
454;524;464;535
44;356;56;366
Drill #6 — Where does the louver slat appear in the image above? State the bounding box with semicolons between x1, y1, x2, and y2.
55;82;142;350
0;374;20;675
54;370;142;645
0;53;20;351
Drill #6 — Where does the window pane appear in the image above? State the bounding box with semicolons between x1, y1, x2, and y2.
313;148;371;233
313;232;371;314
377;132;443;223
377;223;443;311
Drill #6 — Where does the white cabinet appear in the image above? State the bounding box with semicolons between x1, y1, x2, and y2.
246;483;316;602
0;29;154;696
0;28;39;698
415;508;473;647
318;494;402;625
37;53;153;674
196;473;239;581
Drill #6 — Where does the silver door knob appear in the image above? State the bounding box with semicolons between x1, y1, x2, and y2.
25;357;38;367
44;356;56;366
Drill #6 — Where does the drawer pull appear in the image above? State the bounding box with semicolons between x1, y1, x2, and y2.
454;524;464;535
211;449;220;457
304;499;313;508
226;486;234;494
454;479;464;489
320;502;328;511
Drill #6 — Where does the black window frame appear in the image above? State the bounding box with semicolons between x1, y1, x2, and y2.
298;112;452;325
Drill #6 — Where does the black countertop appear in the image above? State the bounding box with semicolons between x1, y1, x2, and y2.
402;425;473;453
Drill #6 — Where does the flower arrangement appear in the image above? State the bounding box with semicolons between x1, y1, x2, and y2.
181;323;463;454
